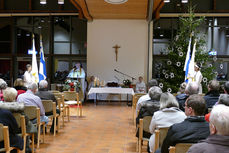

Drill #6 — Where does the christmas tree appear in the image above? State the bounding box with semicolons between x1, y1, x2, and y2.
157;8;215;93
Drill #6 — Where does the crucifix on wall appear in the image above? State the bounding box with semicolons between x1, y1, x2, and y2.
113;44;121;62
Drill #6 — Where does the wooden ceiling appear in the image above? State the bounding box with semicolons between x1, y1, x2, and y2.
71;0;164;20
85;0;148;19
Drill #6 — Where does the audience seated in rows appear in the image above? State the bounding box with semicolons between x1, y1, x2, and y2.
188;105;229;153
14;78;27;96
1;87;36;153
204;80;220;108
148;93;186;153
0;78;7;101
0;109;24;152
36;80;60;134
176;82;199;111
17;83;49;125
136;79;158;115
135;86;162;139
205;94;229;122
156;94;210;153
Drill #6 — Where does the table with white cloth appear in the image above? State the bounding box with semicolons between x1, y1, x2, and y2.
88;87;135;105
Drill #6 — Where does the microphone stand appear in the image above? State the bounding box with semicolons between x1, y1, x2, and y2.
114;69;136;81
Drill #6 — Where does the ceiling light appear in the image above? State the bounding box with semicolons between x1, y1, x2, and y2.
164;0;170;3
104;0;128;4
40;0;47;4
58;0;64;4
181;0;188;3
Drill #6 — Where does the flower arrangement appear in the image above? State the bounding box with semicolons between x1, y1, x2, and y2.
63;79;81;91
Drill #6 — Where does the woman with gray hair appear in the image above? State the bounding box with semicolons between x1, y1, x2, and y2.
148;93;186;153
0;78;7;101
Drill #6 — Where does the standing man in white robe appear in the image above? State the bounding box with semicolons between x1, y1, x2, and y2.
194;64;203;94
23;64;34;88
135;76;146;93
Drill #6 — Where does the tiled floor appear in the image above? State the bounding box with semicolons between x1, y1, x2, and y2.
36;102;144;153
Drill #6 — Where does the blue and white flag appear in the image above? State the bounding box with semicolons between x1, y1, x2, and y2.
39;35;47;82
184;37;192;83
188;41;196;82
31;34;39;83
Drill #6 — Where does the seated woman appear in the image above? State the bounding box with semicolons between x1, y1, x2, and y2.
135;76;146;93
0;109;24;152
14;78;27;96
1;87;36;153
148;93;186;153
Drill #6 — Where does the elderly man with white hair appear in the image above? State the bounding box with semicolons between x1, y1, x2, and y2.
188;104;229;153
177;82;199;111
36;80;56;103
36;80;59;134
17;83;49;125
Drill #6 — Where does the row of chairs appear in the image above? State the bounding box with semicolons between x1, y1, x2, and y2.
133;93;193;153
0;91;82;153
138;117;193;153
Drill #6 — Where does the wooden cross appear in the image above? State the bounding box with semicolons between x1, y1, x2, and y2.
113;44;121;62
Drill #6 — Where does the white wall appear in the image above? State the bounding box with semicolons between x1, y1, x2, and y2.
87;19;148;84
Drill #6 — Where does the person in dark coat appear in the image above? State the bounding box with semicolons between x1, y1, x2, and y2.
188;104;229;153
35;80;59;134
176;82;199;111
13;78;27;97
204;80;220;108
35;80;57;104
0;109;24;152
136;86;162;138
156;94;210;153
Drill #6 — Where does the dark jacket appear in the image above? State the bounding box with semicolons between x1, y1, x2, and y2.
187;135;229;153
204;90;220;108
0;109;24;150
176;94;189;111
136;100;160;139
35;88;57;104
161;116;210;153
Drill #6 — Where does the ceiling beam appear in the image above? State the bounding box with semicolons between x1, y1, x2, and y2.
71;0;92;21
29;0;32;11
70;0;83;19
0;0;4;10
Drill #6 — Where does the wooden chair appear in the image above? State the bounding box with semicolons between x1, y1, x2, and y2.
42;100;60;136
54;93;68;125
132;93;146;125
50;90;60;94
0;123;21;153
24;106;45;149
63;91;82;117
169;143;193;153
154;127;169;152
138;116;152;153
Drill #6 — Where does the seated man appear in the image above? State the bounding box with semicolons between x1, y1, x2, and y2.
205;94;229;122
156;94;210;153
223;81;229;94
188;105;229;153
0;109;24;152
136;79;158;115
17;83;49;125
35;80;57;104
177;82;199;111
36;80;60;134
204;80;220;108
